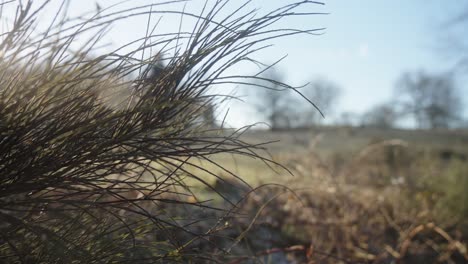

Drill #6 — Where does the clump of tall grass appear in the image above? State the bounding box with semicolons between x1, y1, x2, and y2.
0;0;324;262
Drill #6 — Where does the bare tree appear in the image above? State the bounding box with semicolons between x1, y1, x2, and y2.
255;71;295;130
440;4;468;74
336;111;360;127
395;70;462;129
361;103;399;129
297;78;341;127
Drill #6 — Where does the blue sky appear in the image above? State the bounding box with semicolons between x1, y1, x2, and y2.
303;1;464;112
4;0;467;128
224;0;468;127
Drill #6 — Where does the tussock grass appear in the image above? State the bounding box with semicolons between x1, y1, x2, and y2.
0;0;324;262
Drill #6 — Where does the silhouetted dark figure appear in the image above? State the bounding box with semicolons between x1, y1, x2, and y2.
134;60;166;97
143;59;183;96
137;57;184;130
146;63;165;83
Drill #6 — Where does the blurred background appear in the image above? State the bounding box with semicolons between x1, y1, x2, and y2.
2;1;467;263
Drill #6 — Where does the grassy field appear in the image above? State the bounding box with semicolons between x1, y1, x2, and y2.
188;126;468;263
201;126;468;185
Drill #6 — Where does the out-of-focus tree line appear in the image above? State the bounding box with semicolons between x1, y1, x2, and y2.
252;5;468;131
253;68;465;131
